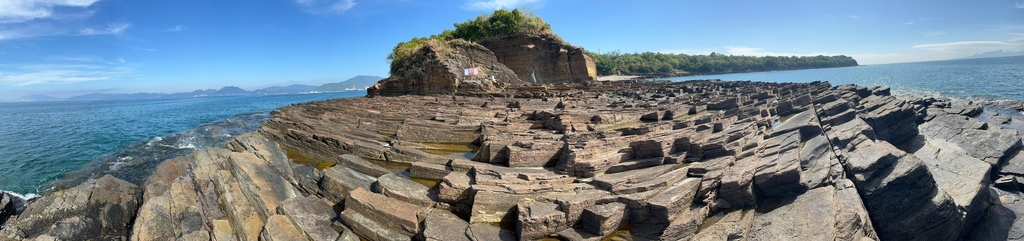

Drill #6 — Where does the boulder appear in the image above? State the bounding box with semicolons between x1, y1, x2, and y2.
344;188;423;236
420;208;471;241
374;173;436;207
410;162;452;180
320;165;377;205
439;171;474;204
516;200;569;240
580;202;627;236
0;175;140;241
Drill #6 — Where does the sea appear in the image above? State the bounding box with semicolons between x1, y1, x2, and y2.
668;55;1024;101
0;91;363;196
0;56;1021;198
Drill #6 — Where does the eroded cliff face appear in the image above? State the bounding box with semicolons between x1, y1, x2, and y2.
368;40;520;97
478;34;597;84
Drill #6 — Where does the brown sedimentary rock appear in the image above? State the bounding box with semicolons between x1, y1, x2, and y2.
11;79;1023;241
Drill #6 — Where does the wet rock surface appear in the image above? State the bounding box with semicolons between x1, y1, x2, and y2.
2;79;1022;241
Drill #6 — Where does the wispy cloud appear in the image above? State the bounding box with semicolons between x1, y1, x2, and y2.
723;46;832;57
846;15;860;19
0;54;133;87
1010;33;1024;42
1016;2;1024;9
462;0;539;10
0;1;129;41
164;25;185;32
912;40;1022;52
0;0;101;24
294;0;356;14
79;22;130;36
0;63;132;86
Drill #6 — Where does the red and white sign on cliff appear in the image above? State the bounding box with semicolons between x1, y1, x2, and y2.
464;68;479;76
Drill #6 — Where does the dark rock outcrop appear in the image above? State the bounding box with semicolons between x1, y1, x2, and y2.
0;175;140;241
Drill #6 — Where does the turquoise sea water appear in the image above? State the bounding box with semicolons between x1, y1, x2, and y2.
668;55;1024;101
0;92;363;195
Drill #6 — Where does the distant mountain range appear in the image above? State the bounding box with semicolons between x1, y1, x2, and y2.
962;50;1024;59
314;75;383;92
14;75;384;102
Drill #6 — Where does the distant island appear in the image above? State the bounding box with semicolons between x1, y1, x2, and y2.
12;75;383;102
961;49;1024;59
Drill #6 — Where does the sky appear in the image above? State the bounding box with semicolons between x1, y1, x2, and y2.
1;0;1022;100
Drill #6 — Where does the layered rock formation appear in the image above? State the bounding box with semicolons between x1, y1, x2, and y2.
2;80;1023;241
370;40;520;96
478;34;597;84
370;34;597;96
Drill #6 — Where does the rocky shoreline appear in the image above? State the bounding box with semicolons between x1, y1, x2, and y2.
1;79;1023;240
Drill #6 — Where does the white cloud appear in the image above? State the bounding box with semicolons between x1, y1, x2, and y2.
164;25;185;32
462;0;539;10
1016;2;1024;9
294;0;356;14
0;63;132;86
912;40;1023;53
0;0;100;23
1010;33;1024;42
723;46;832;57
78;22;130;36
848;52;922;65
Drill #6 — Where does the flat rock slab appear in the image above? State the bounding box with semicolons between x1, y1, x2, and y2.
345;188;423;235
581;202;627;236
420;208;471;241
339;209;411;241
279;195;341;241
466;223;516;241
261;215;305;241
516;200;569;240
374;173;436;207
320;165;376;204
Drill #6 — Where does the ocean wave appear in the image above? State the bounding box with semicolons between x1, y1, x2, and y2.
3;190;39;201
42;111;272;193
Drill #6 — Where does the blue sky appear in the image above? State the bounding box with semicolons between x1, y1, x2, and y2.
1;0;1022;99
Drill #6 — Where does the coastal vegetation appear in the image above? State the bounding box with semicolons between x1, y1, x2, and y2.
590;51;859;76
386;9;559;74
386;8;859;79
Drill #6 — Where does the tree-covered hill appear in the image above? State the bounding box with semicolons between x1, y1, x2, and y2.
591;51;858;76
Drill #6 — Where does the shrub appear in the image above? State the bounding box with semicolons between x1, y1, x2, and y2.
387;8;558;74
